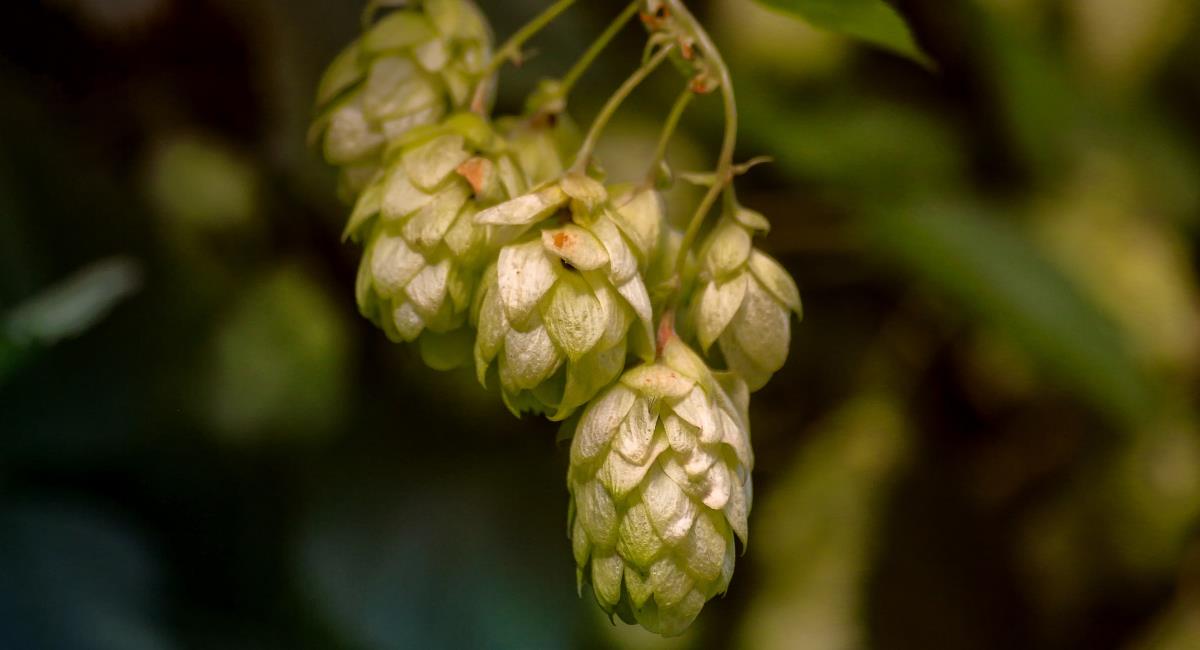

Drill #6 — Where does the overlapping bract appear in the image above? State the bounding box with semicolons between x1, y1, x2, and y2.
471;175;665;419
687;209;803;390
310;0;493;199
567;335;754;636
352;113;527;369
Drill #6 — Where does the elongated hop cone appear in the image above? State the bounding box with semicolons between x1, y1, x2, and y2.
687;210;802;391
567;335;754;636
310;0;493;199
353;113;527;370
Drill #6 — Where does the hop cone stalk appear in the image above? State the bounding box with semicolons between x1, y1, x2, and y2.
310;0;493;200
567;334;754;636
686;208;802;390
350;112;528;370
471;174;666;419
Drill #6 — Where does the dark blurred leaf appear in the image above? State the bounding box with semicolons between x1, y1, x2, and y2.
1;257;142;383
0;504;172;650
296;465;579;649
739;90;966;193
752;0;928;65
864;201;1155;428
970;9;1079;177
4;257;142;346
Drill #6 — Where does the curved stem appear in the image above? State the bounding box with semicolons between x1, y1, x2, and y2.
558;1;640;100
570;43;676;173
644;84;695;185
479;0;577;81
664;0;739;277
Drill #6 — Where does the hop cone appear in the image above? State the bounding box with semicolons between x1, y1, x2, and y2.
471;173;665;419
686;209;802;390
310;0;493;199
567;334;754;636
350;113;528;370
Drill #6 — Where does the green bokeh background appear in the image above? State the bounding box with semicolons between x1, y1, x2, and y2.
2;0;1200;648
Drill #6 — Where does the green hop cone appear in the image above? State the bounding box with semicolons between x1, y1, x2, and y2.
686;208;802;391
567;334;754;636
470;173;666;419
310;0;493;200
350;112;528;370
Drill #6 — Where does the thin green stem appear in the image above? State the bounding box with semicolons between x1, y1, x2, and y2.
558;1;640;99
665;0;739;277
570;43;677;173
644;84;695;184
479;0;576;81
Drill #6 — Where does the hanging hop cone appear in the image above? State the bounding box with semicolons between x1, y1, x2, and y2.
567;334;754;636
685;208;802;391
310;0;493;200
471;174;666;419
349;112;529;370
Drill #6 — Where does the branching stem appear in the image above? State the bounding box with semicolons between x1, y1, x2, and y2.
559;1;641;100
663;0;739;277
570;43;676;173
474;0;576;97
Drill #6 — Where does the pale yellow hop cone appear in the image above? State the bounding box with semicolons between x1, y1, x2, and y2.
686;208;802;391
470;173;668;419
567;334;754;636
310;0;493;200
351;113;528;370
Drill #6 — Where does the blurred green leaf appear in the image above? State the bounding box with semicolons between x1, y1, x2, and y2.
864;201;1155;428
146;134;258;231
740;393;909;650
206;264;353;444
752;0;928;65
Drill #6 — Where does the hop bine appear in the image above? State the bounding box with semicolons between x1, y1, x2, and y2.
310;0;806;636
567;334;753;636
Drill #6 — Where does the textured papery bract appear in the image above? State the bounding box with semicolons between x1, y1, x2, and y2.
471;174;661;420
567;336;754;636
353;113;526;366
686;212;802;391
310;0;494;200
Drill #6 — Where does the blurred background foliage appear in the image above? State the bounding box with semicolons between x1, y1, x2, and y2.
1;0;1199;647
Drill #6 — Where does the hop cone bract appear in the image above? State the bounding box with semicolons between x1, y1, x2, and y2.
310;0;493;199
567;335;754;636
687;209;802;390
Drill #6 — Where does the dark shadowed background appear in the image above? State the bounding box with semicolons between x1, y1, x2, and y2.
2;0;1199;648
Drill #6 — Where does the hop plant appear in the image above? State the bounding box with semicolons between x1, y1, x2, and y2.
312;0;804;636
349;113;528;369
567;334;753;635
471;173;663;419
686;210;803;390
310;0;493;199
